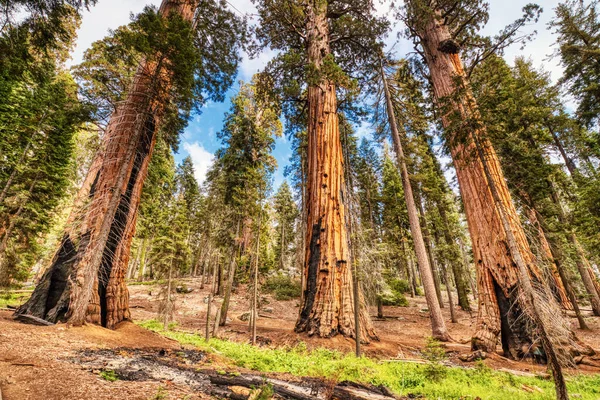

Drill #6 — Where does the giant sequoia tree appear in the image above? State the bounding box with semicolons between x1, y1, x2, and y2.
254;0;387;341
402;0;578;363
16;0;244;328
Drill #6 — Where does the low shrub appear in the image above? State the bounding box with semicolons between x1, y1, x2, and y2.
263;275;301;300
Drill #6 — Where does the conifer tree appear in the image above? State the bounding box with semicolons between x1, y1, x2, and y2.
16;0;244;328
273;181;299;272
254;0;387;342
0;9;91;286
206;78;280;326
553;0;600;129
377;58;449;340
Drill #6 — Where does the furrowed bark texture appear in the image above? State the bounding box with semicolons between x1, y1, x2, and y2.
15;0;195;329
415;12;565;357
295;1;376;342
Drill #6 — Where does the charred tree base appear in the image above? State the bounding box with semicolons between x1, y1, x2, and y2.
294;307;378;344
14;232;132;328
472;273;544;361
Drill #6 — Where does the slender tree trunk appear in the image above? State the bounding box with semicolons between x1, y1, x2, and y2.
549;183;600;316
380;62;449;340
200;253;207;290
457;236;477;300
14;0;196;328
220;220;240;326
216;261;224;296
251;210;261;346
440;262;457;323
128;240;144;280
138;235;150;282
206;254;217;341
548;125;577;177
546;238;589;330
438;206;470;311
295;0;375;342
279;220;285;270
416;195;444;309
411;10;573;356
402;238;417;298
527;207;572;310
376;287;384;318
163;260;173;330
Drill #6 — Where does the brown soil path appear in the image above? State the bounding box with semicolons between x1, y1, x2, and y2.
1;277;599;399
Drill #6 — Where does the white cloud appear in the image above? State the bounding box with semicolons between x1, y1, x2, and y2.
182;142;214;185
67;0;162;67
240;48;278;80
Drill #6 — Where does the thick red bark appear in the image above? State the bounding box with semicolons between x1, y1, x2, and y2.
413;11;568;357
15;0;195;328
295;1;376;342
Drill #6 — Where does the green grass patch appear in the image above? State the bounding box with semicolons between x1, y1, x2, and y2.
262;275;301;301
138;320;600;400
0;291;31;308
126;279;166;286
99;370;119;382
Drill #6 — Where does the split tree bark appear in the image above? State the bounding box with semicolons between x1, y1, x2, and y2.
295;0;376;342
15;0;196;329
410;6;572;357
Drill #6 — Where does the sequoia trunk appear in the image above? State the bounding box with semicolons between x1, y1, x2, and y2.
413;9;568;356
15;0;195;328
295;1;376;342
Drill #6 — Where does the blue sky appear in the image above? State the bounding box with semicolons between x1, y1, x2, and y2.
67;0;567;192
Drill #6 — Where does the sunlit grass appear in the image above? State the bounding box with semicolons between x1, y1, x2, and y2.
0;291;31;308
139;319;600;400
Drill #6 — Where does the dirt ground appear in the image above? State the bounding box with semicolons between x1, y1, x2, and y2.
1;277;600;399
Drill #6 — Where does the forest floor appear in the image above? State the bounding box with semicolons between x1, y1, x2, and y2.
1;277;600;399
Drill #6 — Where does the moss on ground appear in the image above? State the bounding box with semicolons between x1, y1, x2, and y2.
139;319;600;400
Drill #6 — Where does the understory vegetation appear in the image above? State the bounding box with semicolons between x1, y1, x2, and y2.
139;320;600;400
3;0;600;397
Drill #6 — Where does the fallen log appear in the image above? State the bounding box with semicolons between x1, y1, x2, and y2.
208;373;399;400
333;381;399;400
14;314;55;326
209;374;316;400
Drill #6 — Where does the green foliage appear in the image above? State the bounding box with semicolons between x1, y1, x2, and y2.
272;181;298;271
0;7;91;286
378;279;409;307
139;320;600;399
72;0;244;149
422;337;447;382
257;383;274;400
552;0;600;128
263;274;301;300
149;386;168;400
0;291;31;308
389;278;412;294
99;370;119;382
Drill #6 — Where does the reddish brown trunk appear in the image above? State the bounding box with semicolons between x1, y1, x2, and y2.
295;1;375;342
15;0;195;328
414;12;565;356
